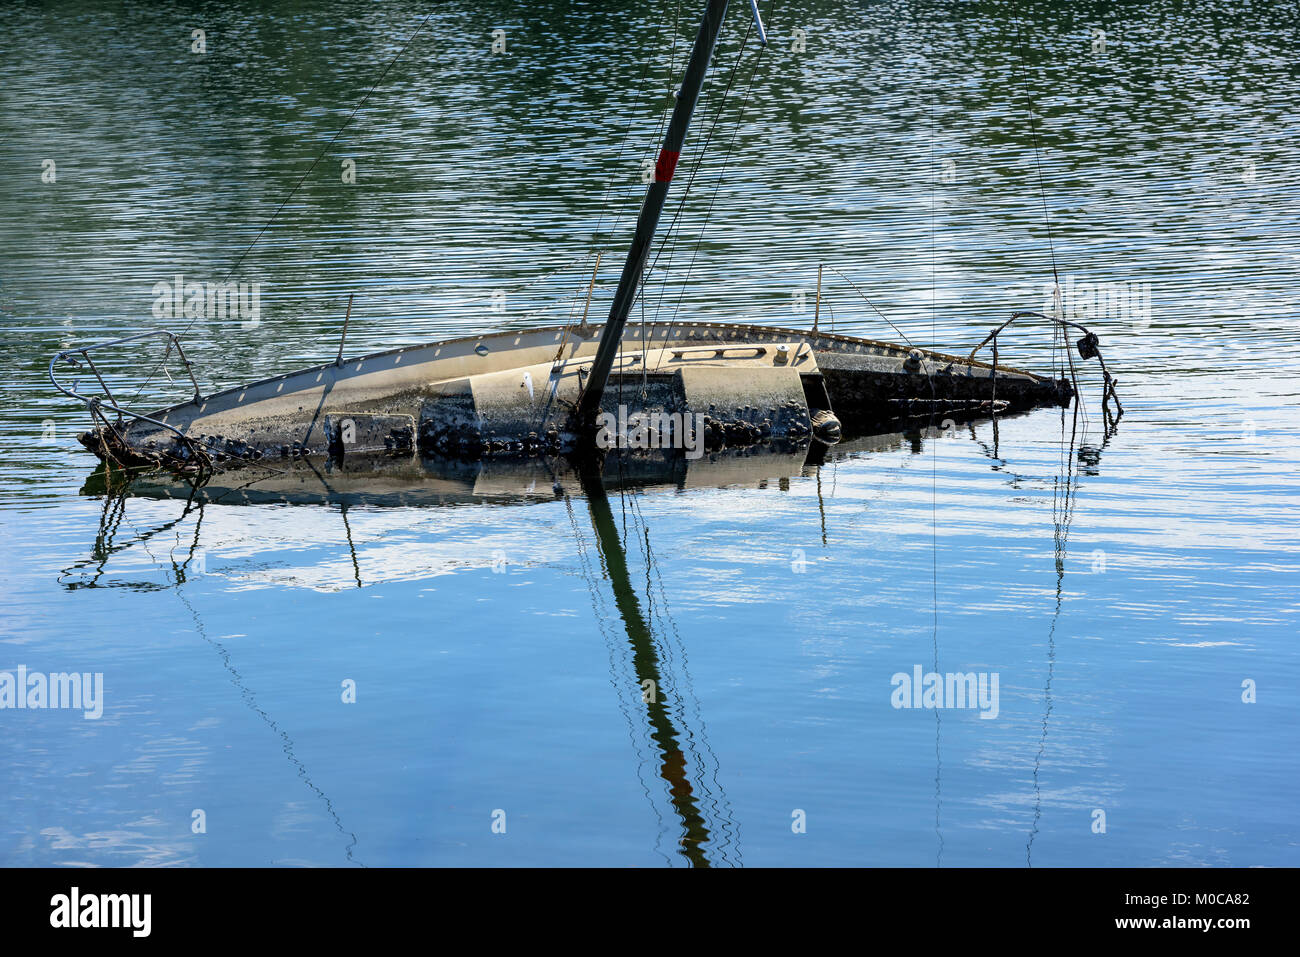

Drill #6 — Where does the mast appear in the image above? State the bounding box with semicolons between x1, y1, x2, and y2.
572;0;734;429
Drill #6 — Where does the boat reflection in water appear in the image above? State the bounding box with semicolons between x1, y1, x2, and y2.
74;409;1042;866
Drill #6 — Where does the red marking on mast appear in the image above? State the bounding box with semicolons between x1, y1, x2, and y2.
653;149;681;183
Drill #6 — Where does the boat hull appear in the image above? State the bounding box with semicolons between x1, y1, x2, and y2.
74;320;1072;471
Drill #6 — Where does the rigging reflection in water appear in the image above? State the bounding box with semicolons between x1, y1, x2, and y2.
961;401;1105;865
1023;403;1105;866
58;479;365;866
61;406;1107;865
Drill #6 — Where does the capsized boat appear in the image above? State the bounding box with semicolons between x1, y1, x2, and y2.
51;0;1113;475
55;319;1074;471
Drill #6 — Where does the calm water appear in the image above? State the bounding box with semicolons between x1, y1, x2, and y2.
1;0;1298;866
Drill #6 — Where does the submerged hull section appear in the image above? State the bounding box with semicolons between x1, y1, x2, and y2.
74;320;1072;471
96;408;1029;509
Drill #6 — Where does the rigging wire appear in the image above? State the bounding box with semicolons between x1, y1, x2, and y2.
649;17;757;304
827;267;916;348
924;10;944;870
590;0;685;258
650;11;767;343
610;2;760;375
1009;6;1070;389
563;0;683;381
1010;11;1061;288
129;8;439;406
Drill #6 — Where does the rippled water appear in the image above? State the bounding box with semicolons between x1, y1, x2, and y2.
1;0;1298;866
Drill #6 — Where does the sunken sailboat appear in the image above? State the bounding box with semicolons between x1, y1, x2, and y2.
52;0;1115;475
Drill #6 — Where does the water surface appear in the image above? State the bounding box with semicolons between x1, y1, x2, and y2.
1;0;1297;866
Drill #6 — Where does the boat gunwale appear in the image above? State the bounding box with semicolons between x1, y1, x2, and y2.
129;319;1052;424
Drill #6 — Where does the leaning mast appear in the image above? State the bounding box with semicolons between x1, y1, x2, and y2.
572;0;764;430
